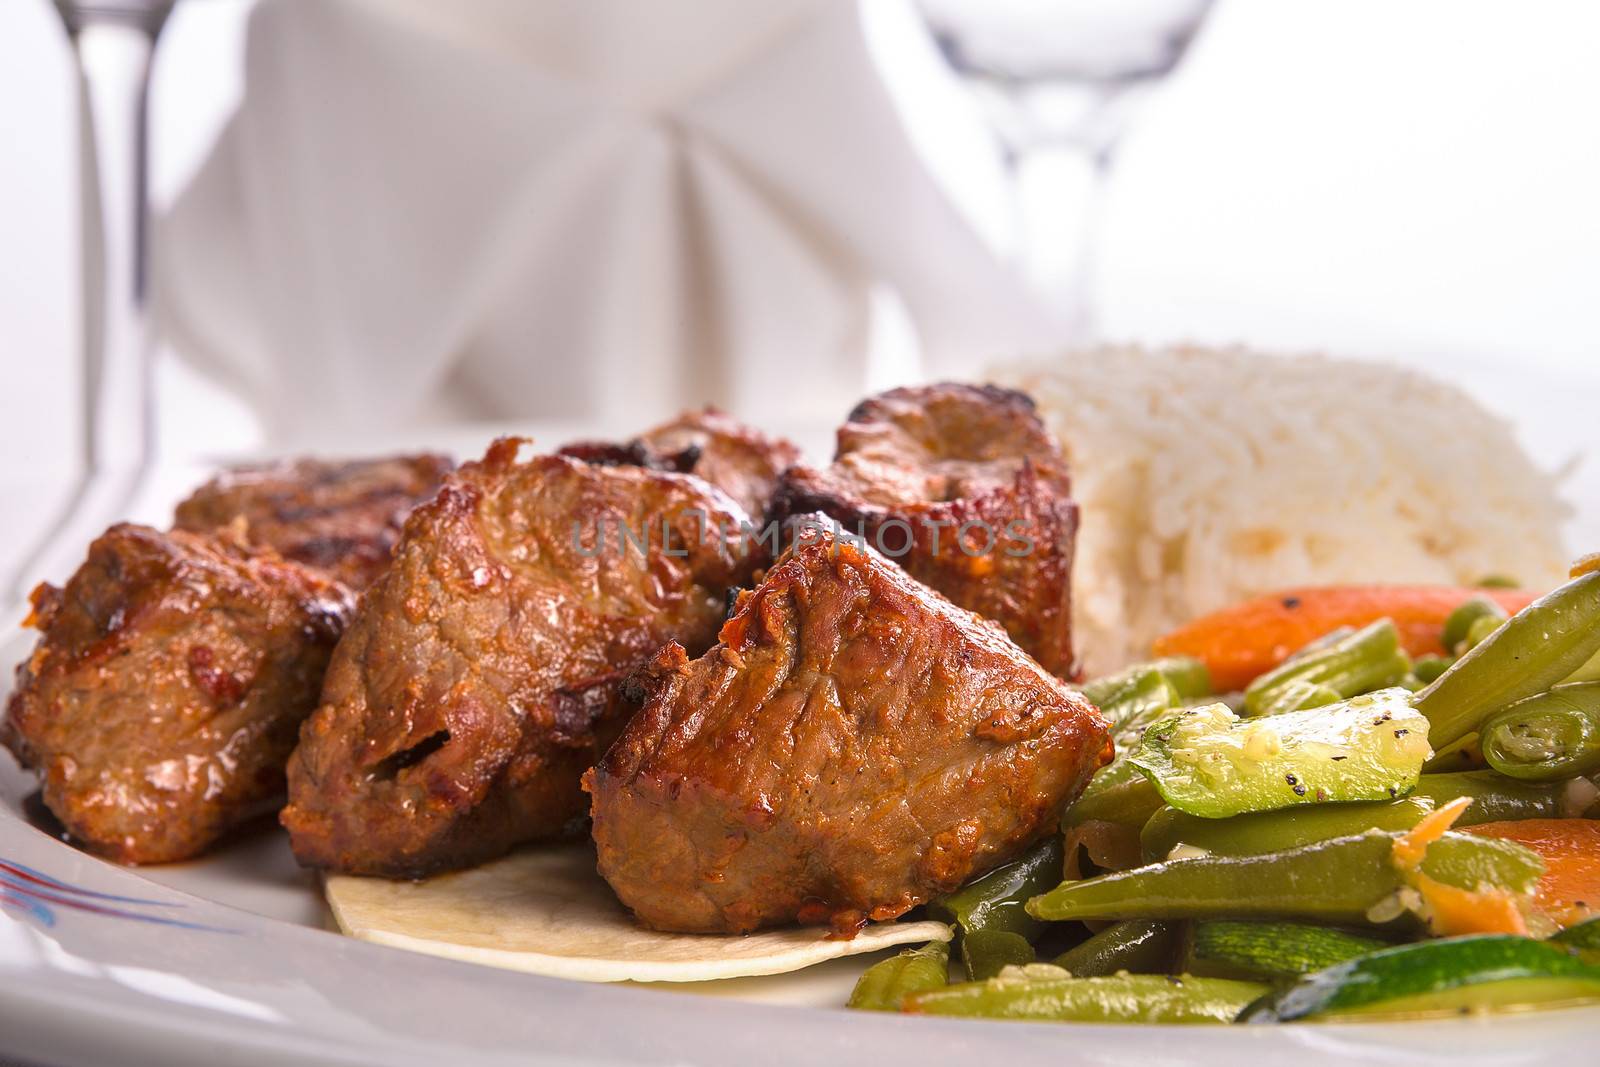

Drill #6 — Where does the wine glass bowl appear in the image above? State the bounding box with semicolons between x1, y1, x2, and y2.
916;0;1213;334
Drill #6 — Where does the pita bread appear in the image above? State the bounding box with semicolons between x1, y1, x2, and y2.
325;843;951;983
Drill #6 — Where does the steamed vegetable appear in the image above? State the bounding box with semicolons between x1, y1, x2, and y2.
1027;829;1542;929
1065;758;1164;830
1139;771;1574;860
1183;920;1391;981
905;966;1266;1023
1127;691;1431;819
1141;798;1433;861
1442;597;1508;654
1552;916;1600;955
1466;820;1600;928
1091;669;1182;739
1052;919;1179;977
1062;660;1190;846
930;837;1063;979
1239;936;1600;1021
1479;683;1600;781
1412;654;1453;685
1082;656;1211;712
1414;568;1600;748
848;941;950;1011
1242;620;1411;717
1152;585;1537;692
959;930;1036;981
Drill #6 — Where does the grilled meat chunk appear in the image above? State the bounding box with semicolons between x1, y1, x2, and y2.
281;438;760;878
586;524;1111;934
772;383;1080;678
2;525;353;863
174;454;453;589
560;407;800;526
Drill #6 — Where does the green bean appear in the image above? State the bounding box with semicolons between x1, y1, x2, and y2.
903;968;1267;1023
1140;799;1432;861
1566;645;1600;685
1052;919;1179;977
929;836;1063;978
1412;770;1573;821
1552;916;1600;959
1412;654;1453;685
848;940;950;1011
1064;758;1164;829
959;929;1036;981
1243;619;1409;717
1480;682;1600;781
1422;731;1482;773
1138;771;1570;860
1096;669;1181;739
1028;831;1543;928
1257;678;1342;715
1284;626;1356;663
1081;657;1211;709
1416;569;1600;748
1442;596;1508;653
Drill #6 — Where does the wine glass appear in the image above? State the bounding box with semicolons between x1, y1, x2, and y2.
6;0;174;605
917;0;1213;339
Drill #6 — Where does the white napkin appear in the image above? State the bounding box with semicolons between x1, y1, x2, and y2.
155;0;1054;443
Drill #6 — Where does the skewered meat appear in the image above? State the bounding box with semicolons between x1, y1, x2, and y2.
281;438;760;878
586;523;1110;934
2;525;353;863
559;407;800;526
772;383;1080;678
174;454;453;590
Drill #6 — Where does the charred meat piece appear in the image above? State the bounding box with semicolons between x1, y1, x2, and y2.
586;524;1111;934
174;454;453;589
560;407;800;526
281;438;760;878
773;383;1079;678
1;525;353;863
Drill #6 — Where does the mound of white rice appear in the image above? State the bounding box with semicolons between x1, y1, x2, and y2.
998;346;1571;677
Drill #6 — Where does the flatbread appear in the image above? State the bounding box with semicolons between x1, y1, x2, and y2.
325;843;951;983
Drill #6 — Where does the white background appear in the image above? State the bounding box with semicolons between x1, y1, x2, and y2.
1;0;1597;560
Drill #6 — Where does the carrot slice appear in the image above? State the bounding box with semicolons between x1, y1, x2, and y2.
1393;796;1473;870
1466;819;1600;928
1412;873;1530;936
1152;585;1539;692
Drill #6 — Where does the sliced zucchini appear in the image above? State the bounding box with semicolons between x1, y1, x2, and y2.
1128;690;1432;819
1184;921;1392;981
1551;916;1600;959
1240;935;1600;1021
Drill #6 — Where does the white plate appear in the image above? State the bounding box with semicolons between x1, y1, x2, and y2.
4;411;1599;1067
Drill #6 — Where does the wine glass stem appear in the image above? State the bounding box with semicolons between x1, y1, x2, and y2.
1011;137;1119;343
6;9;168;606
75;16;160;481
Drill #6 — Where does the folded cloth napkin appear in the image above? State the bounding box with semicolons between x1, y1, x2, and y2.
155;0;1054;442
